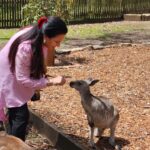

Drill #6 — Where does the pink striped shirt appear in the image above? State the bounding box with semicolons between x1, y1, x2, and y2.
0;27;48;121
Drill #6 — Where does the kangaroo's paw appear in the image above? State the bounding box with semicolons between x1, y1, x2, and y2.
89;141;97;149
109;137;115;146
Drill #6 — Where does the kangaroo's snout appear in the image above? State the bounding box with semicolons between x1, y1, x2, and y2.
69;81;75;88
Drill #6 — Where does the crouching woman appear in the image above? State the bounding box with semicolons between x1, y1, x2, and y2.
0;16;68;141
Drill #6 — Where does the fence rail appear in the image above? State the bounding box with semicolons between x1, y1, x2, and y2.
0;0;28;28
0;0;150;28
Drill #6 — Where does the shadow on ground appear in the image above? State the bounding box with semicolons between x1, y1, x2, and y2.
62;30;150;50
55;54;89;66
68;134;130;150
96;136;130;150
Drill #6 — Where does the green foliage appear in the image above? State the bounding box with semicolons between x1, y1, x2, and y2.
54;0;73;22
21;0;73;26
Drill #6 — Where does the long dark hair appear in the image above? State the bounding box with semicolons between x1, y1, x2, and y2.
8;16;68;79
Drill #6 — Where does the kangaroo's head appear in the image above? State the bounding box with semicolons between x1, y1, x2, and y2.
70;78;99;93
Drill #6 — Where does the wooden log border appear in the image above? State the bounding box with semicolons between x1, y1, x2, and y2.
29;109;84;150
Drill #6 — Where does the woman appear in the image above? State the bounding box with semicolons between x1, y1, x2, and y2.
0;16;68;141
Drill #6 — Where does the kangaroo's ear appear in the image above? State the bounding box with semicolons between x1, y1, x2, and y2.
85;78;99;86
90;79;99;86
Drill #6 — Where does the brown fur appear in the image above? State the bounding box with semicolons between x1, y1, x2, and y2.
0;131;33;150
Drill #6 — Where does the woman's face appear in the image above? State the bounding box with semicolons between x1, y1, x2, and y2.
44;34;65;50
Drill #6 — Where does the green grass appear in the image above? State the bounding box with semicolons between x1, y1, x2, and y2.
0;29;18;45
66;21;150;39
0;21;149;46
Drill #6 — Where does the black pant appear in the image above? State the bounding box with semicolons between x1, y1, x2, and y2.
8;103;29;141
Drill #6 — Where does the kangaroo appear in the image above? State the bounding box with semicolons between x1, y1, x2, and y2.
70;78;119;148
0;129;33;150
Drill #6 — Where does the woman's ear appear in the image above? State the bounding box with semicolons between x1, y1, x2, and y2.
43;36;46;44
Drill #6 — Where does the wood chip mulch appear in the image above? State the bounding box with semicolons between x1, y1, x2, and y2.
29;44;150;150
26;124;56;150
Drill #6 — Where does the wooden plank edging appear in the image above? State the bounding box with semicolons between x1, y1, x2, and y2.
29;109;84;150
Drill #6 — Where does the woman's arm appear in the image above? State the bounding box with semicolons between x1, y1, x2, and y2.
15;42;48;90
0;108;6;122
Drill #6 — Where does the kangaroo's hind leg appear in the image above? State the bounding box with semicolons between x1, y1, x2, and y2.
109;114;119;146
94;127;104;138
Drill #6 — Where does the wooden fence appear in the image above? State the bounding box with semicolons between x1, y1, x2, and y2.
69;0;150;23
0;0;28;28
0;0;150;28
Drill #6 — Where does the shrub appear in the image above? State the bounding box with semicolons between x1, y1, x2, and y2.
21;0;73;26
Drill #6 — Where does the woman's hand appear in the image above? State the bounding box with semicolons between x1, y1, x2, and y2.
47;76;66;86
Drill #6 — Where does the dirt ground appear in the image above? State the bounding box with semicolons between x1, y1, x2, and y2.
29;44;150;150
26;124;56;150
0;21;149;150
